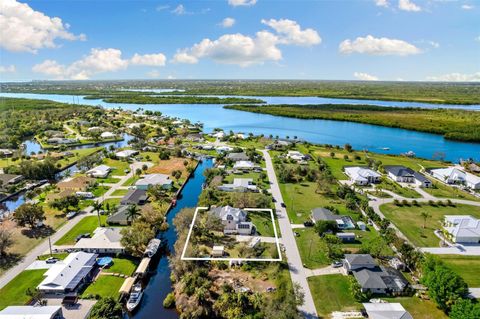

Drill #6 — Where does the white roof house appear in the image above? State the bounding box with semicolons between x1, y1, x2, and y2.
37;252;97;293
115;149;139;158
0;306;63;319
100;131;116;139
210;206;254;235
217;178;257;192
86;164;111;178
74;227;125;253
344;166;381;185
430;167;480;190
286;151;305;161
135;173;173;190
233;160;256;170
444;215;480;243
363;303;413;319
212;131;225;138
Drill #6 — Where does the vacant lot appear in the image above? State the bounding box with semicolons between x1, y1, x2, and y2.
381;203;480;247
295;228;330;269
0;269;46;310
147;157;194;178
308;274;360;317
438;255;480;287
383;297;448;319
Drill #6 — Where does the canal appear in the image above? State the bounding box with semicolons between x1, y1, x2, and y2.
130;158;213;319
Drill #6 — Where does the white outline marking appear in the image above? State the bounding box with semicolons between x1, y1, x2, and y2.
181;207;282;262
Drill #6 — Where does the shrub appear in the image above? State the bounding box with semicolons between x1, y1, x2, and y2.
163;292;175;308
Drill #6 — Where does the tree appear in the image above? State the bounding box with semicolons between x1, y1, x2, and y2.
449;299;480;319
120;221;155;257
314;220;338;236
344;143;353;152
0;227;14;256
92;201;103;227
89;297;122;319
49;195;79;214
420;211;431;229
14;203;45;228
125;205;141;223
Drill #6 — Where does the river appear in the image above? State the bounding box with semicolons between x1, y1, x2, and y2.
130;158;212;319
1;92;480;162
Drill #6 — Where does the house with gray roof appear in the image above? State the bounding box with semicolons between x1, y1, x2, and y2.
310;208;355;229
120;189;148;205
227;152;249;162
217;178;258;192
343;254;377;272
363;303;413;319
384;165;431;188
107;205;131;225
135;173;173;190
353;266;409;295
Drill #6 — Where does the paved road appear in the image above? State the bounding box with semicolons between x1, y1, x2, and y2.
262;150;318;319
0;164;138;289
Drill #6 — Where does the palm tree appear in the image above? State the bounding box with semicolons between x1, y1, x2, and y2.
126;205;140;223
92;201;103;227
420;211;431;229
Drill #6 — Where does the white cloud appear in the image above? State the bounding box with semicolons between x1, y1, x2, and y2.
427;72;480;82
461;4;474;10
172;4;191;15
172;19;320;67
476;36;480;42
156;5;170;11
33;48;166;79
220;17;236;28
339;35;421;56
428;41;440;48
228;0;257;7
398;0;421;12
261;19;321;46
0;65;16;73
147;70;161;78
167;75;176;79
353;72;379;81
130;53;166;66
0;0;85;53
375;0;389;7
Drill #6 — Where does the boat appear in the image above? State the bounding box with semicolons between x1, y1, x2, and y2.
380;147;390;150
126;283;143;312
144;238;161;258
171;198;177;207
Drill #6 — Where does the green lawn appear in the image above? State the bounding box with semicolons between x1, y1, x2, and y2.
37;252;68;260
103;258;139;276
91;185;109;197
97;177;121;184
248;210;276;237
102;197;121;207
383;297;448;319
102;158;130;175
0;269;46;310
295;228;330;269
81;275;125;299
423;179;479;201
438;255;480;286
377;179;421;198
55;215;107;245
380;203;480;247
223;171;270;190
110;189;129;197
308;274;360;317
122;176;139;186
56;147;103;170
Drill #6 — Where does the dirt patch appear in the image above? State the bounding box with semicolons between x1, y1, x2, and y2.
147;157;193;177
209;269;274;293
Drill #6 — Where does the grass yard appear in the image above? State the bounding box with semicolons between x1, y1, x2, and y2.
102;158;130;175
380;203;480;247
98;177;121;184
438;255;480;286
91;185;109;197
37;252;69;260
110;189;129;196
223;171;270;190
0;269;46;310
295;228;330;268
423;179;479;201
122;176;139;186
383;297;448;319
377;179;421;198
81;275;125;299
102;197;121;207
308;274;360;318
247;210;276;237
103;257;139;276
55;215;107;245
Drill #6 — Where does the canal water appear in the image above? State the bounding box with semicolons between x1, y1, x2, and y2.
130;158;212;319
1;92;480;162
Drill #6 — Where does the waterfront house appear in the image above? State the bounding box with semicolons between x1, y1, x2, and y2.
100;131;116;139
107;205;131;225
115;149;139;159
384;165;432;188
37;252;97;294
86;164;111;178
0;174;23;187
310;207;355;229
344;166;381;185
0;306;63;319
57;176;95;192
210;206;255;235
443;215;480;243
430;167;480;189
286;150;305;162
74;227;125;254
233;160;256;171
227;152;249;162
217;178;258;192
120;189;148;205
135;173;173;190
362;303;413;319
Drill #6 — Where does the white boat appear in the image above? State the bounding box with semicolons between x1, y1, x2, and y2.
144;238;161;258
380;147;390;150
126;283;143;312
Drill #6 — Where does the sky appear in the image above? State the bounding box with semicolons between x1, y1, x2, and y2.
0;0;479;82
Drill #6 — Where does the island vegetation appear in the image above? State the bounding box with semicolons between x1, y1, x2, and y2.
83;94;266;104
225;104;480;142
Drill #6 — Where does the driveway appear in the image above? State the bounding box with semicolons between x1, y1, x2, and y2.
304;265;344;278
262;150;318;319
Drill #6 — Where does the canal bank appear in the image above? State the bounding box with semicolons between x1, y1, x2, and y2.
130;158;213;319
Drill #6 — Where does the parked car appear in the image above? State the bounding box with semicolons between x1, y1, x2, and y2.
75;233;91;242
331;261;343;268
294;231;299;237
66;211;77;219
266;287;276;292
281;202;286;208
45;257;59;264
303;220;314;227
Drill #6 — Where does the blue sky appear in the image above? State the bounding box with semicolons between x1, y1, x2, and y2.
0;0;479;81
